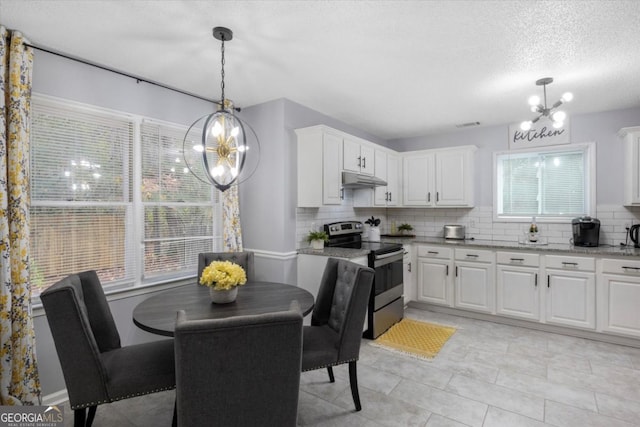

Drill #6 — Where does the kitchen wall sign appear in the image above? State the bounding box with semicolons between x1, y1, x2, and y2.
508;118;570;150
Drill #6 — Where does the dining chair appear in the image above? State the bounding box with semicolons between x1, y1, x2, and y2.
301;258;374;411
40;270;176;427
173;303;303;427
197;251;255;281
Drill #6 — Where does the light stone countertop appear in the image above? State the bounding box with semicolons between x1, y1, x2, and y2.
298;237;640;258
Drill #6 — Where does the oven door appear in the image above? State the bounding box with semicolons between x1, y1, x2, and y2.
372;250;404;306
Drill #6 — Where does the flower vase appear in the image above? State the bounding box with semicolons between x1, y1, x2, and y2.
209;286;238;304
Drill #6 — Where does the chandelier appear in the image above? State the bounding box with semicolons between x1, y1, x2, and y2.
520;77;573;131
183;26;260;192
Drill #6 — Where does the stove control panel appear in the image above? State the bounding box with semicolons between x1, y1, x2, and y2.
324;221;364;237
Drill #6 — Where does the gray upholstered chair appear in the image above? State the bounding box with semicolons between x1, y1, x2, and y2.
197;251;255;281
40;271;176;427
173;304;303;427
301;258;374;411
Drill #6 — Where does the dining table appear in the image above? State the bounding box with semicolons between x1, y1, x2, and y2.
132;281;315;337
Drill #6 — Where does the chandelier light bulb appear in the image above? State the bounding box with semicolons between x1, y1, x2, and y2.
520;121;532;131
192;144;204;152
561;92;573;102
528;95;540;106
530;105;539;113
211;120;223;137
552;121;564;129
552;110;566;122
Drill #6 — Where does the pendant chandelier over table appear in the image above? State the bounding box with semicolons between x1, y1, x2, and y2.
183;26;260;192
520;77;573;131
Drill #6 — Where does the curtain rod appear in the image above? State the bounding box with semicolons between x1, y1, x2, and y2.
24;42;219;105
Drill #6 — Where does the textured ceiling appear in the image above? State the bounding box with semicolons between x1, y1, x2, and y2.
1;0;639;140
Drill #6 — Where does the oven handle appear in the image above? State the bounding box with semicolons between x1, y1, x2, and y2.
373;250;404;266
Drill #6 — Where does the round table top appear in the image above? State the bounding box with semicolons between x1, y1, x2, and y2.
133;281;315;337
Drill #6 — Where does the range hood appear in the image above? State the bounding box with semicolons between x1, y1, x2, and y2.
341;171;387;188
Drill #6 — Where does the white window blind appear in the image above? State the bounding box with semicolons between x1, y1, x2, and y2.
140;120;216;280
31;99;135;295
30;96;220;296
496;147;588;218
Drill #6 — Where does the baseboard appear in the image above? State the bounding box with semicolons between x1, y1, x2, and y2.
42;389;68;406
407;301;640;349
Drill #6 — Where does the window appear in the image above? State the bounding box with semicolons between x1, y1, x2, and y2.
494;143;595;221
30;95;220;296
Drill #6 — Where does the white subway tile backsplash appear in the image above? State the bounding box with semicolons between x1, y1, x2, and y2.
295;204;640;248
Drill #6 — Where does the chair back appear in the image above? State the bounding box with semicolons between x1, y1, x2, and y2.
311;258;374;362
40;270;121;407
174;306;303;427
197;251;255;281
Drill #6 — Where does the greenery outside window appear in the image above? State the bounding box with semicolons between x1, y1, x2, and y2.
494;143;595;222
30;95;220;297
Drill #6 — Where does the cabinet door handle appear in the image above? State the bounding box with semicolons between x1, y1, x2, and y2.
362;157;366;169
436;192;439;202
357;155;361;167
428;251;439;254
455;266;458;277
561;262;578;267
535;273;538;287
510;258;525;262
547;275;550;288
389;192;392;202
385;191;389;201
427;192;431;202
340;188;344;200
446;265;449;276
408;262;411;272
466;254;479;258
622;266;640;271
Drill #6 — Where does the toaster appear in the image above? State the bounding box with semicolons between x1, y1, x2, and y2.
444;225;465;240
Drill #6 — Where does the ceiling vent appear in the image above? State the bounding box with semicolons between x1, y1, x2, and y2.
455;121;481;128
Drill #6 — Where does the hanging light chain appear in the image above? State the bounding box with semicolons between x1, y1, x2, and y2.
220;35;226;106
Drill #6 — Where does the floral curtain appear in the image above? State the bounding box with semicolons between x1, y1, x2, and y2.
222;185;243;251
0;26;41;405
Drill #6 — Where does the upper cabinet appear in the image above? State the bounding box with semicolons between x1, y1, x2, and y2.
343;137;375;175
373;150;400;206
621;126;640;206
296;126;343;207
403;146;476;207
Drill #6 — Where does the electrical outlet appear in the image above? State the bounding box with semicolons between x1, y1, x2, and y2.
470;220;476;228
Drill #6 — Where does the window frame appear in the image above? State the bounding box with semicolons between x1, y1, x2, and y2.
30;94;222;297
493;142;596;224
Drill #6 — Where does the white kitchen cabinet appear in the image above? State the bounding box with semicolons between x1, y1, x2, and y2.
343;137;374;175
296;126;343;207
496;251;540;321
416;245;453;306
454;248;495;314
621;126;640;206
374;150;400;206
544;255;596;330
402;146;475;207
403;245;414;304
599;258;640;338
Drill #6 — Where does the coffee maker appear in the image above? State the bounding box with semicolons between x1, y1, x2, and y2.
572;216;600;247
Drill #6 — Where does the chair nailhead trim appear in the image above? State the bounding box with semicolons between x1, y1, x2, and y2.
302;357;358;372
70;386;176;410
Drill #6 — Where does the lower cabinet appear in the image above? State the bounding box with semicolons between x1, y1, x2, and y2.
496;252;540;321
544;255;596;330
599;258;640;338
454;248;495;314
417;245;453;306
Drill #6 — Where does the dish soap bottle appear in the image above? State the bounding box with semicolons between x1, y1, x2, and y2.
529;217;538;242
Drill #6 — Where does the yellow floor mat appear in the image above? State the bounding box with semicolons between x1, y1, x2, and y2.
372;318;456;359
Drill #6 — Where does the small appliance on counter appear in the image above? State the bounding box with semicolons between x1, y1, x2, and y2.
444;225;465;240
629;224;640;248
572;216;600;247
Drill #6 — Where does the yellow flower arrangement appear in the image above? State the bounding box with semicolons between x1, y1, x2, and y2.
200;260;247;290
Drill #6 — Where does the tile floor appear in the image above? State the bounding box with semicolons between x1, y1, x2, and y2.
61;307;640;426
